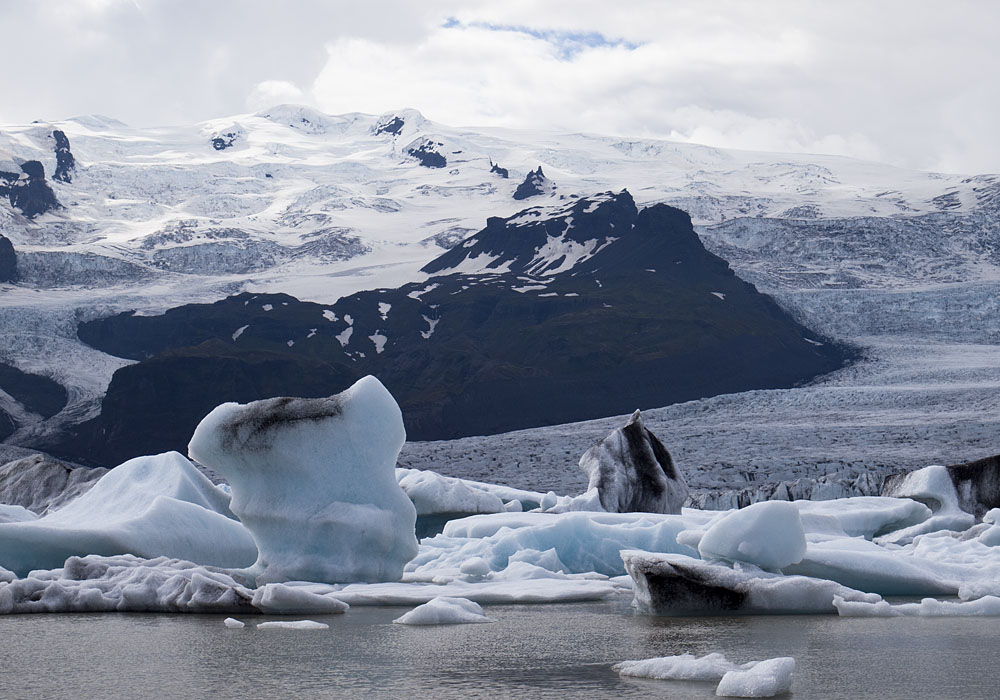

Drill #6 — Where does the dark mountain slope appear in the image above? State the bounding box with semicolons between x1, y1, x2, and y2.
58;191;852;466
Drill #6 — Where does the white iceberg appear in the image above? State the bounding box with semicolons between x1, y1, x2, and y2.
698;501;806;571
716;656;795;697
833;594;1000;617
256;620;329;630
188;375;418;585
392;596;495;625
614;652;754;681
0;451;257;576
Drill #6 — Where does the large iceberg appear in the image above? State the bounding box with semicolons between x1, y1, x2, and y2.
0;451;257;576
578;409;688;513
188;375;419;585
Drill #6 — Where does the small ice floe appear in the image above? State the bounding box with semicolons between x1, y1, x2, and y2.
232;325;249;341
833;594;1000;617
614;653;795;698
262;304;273;311
711;292;726;300
256;620;329;630
614;652;753;681
716;656;795;697
223;618;245;629
392;596;495;625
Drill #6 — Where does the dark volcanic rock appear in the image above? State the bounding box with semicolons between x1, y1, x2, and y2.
52;130;75;183
0;454;107;515
407;141;447;168
0;235;16;283
374;116;405;136
512;166;553;200
211;132;240;150
0;161;60;218
64;191;852;466
0;410;13;442
489;160;509;178
579;410;688;513
0;362;68;418
57;342;361;468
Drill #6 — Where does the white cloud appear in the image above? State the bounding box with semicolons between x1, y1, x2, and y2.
246;80;306;112
0;0;997;173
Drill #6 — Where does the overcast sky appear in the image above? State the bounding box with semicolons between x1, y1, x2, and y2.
1;0;996;173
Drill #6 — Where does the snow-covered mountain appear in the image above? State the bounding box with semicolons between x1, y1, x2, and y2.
0;106;997;494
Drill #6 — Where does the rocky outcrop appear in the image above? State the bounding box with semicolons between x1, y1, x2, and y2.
52;130;75;183
579;410;688;513
0;160;59;218
406;140;446;168
489;160;509;178
374;116;405;136
512;166;553;199
64;193;852;466
0;362;68;419
0;235;16;283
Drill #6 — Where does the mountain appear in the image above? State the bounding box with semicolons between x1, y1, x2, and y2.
54;190;849;466
0;106;997;483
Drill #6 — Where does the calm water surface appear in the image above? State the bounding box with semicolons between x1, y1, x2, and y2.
0;596;996;699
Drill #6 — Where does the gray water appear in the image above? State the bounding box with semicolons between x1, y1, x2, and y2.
0;597;996;699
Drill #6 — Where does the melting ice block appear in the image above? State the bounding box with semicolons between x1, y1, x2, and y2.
578;409;688;513
698;501;806;571
393;596;495;625
188;375;419;585
716;656;795;697
0;451;257;576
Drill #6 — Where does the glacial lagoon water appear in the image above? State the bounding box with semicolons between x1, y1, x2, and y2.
1;596;997;699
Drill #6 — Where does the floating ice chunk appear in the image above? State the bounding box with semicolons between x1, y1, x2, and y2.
188;376;418;585
0;555;257;614
256;620;329;630
614;652;753;681
421;511;703;578
622;550;879;615
378;302;391;320
420;315;439;339
834;594;1000;617
232;325;249;341
261;304;273;311
0;452;257;576
716;656;795;697
459;557;492;580
322;310;337;322
785;538;958;596
251;583;348;614
396;469;505;516
328;577;623;606
223;617;245;628
393;596;495;625
578;410;688;514
879;465;976;543
794;497;931;539
698;501;806;571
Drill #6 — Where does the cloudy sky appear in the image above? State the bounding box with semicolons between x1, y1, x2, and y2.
1;0;996;173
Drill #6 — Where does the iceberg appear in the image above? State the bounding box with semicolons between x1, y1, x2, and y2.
716;656;795;698
614;652;754;681
256;620;329;630
0;451;257;576
188;376;419;585
621;550;879;615
578;410;688;513
697;501;807;571
392;596;495;625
